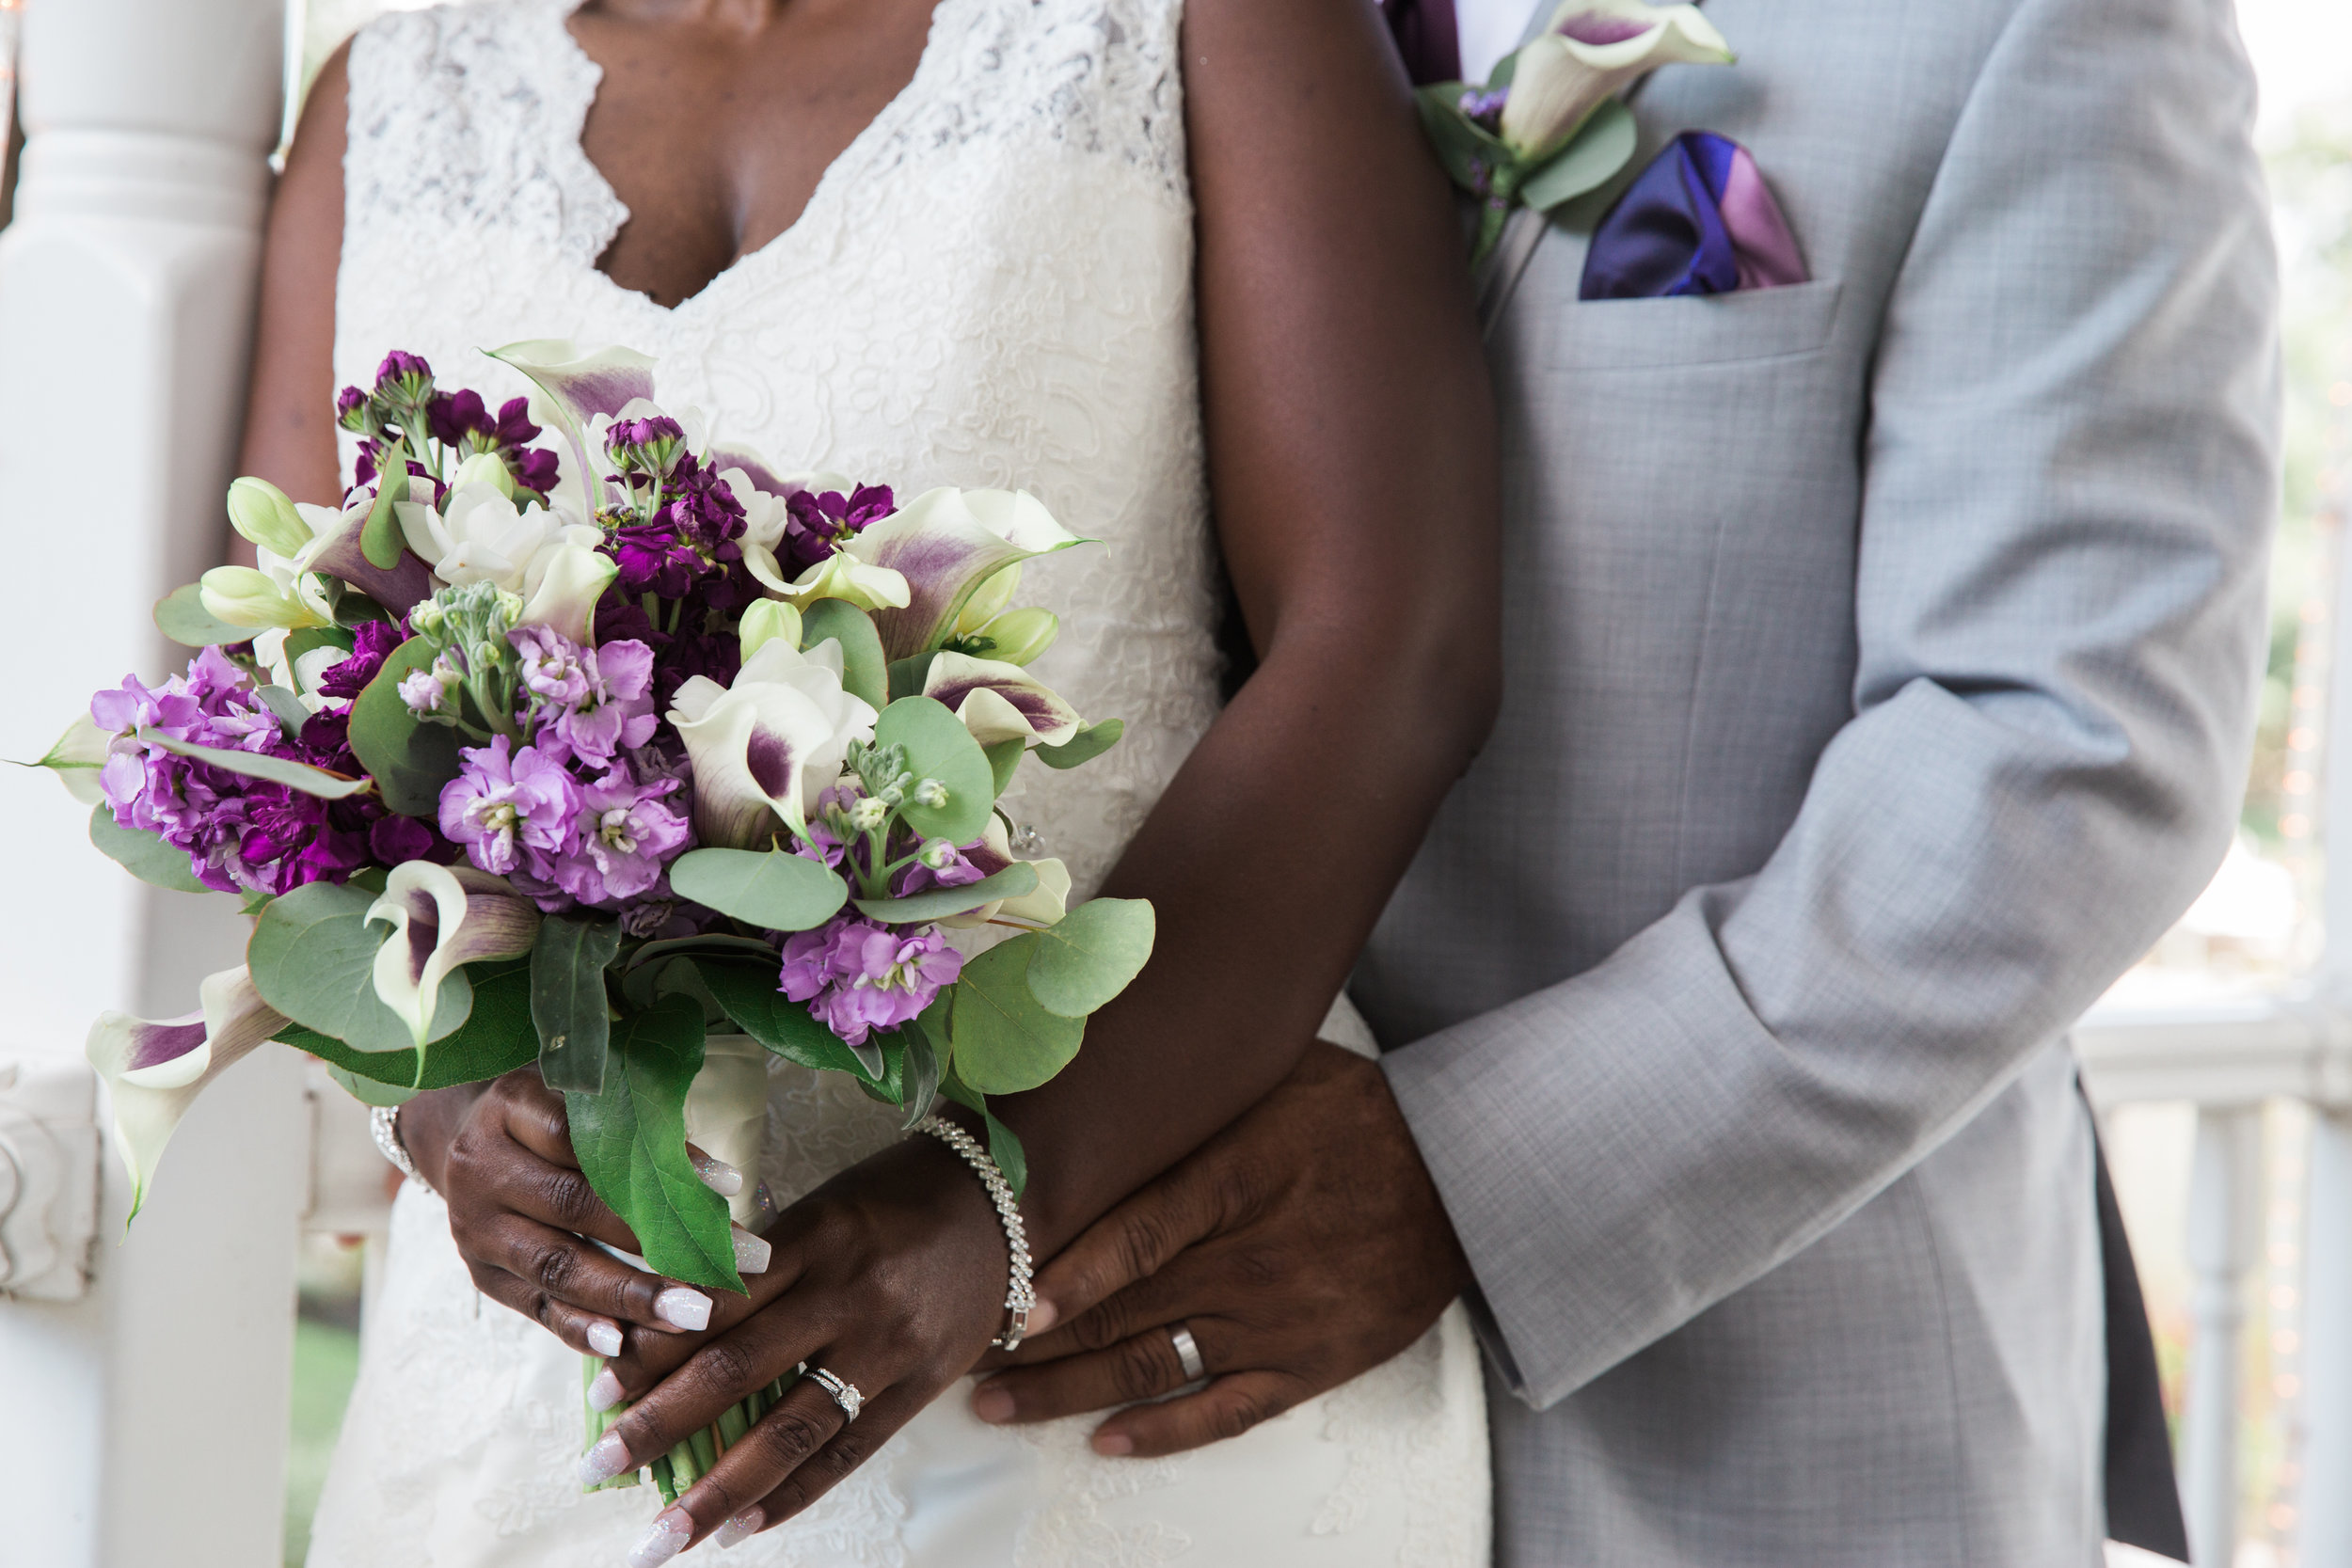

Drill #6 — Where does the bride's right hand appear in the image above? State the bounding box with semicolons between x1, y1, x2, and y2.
400;1067;741;1354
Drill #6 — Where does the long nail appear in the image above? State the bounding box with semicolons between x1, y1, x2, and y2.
578;1430;631;1485
656;1287;712;1331
715;1508;765;1548
691;1149;743;1197
588;1366;626;1413
586;1321;624;1358
628;1508;692;1567
733;1226;771;1275
752;1181;777;1222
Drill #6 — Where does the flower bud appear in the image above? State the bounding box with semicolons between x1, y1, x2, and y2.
739;598;803;663
449;451;516;499
848;796;891;832
910;778;949;809
496;588;527;626
199;565;326;630
916;838;958;871
972;607;1058;666
226;477;312;559
409;598;447;636
956;563;1022;636
399;659;455;715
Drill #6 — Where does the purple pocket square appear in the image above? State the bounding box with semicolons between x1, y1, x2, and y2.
1581;132;1808;301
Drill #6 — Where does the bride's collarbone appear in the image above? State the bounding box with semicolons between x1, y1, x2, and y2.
567;0;941;308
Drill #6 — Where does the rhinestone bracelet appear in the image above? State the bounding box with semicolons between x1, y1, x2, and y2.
371;1103;434;1196
911;1114;1035;1350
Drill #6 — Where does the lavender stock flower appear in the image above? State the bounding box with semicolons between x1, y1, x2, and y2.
551;763;691;905
511;628;658;765
776;913;963;1047
438;736;576;879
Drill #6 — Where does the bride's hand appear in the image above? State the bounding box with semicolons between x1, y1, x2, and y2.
403;1068;745;1352
578;1132;1009;1559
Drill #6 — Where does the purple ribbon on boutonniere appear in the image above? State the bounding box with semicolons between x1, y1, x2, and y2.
1581;130;1807;299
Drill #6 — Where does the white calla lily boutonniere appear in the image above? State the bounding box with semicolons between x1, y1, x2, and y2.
1417;0;1734;264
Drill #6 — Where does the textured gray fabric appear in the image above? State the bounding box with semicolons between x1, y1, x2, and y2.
1359;0;2280;1559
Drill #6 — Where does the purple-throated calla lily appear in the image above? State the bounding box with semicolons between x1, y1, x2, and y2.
366;862;542;1053
486;340;658;511
1501;0;1732;162
923;651;1083;747
940;816;1072;929
717;463;913;609
87;966;289;1217
668;639;878;846
847;488;1085;660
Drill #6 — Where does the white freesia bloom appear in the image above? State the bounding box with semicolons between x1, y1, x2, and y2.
87;966;290;1216
669;638;879;846
738;598;803;662
399;480;603;595
199;495;349;629
366;862;542;1053
1500;0;1732;162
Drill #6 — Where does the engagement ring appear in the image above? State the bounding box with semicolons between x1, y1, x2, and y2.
808;1367;863;1423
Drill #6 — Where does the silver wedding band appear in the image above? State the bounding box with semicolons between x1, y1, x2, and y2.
808;1365;864;1423
1168;1324;1206;1383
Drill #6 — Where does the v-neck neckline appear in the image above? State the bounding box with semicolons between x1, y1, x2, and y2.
548;0;961;316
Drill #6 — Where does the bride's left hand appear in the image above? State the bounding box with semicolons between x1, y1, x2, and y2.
580;1129;1010;1560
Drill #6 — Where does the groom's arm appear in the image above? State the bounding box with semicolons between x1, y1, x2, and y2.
1380;0;2279;1407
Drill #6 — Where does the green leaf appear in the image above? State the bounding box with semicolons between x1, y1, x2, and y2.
246;880;469;1054
899;1015;943;1128
938;1068;1028;1197
1414;84;1511;197
137;728;370;799
284;626;357;666
281;959;536;1090
348;638;464;818
326;1065;415;1107
800;598;888;710
852;862;1038;925
874;696;993;845
886;653;937;703
983;738;1024;797
255;685;310;737
1035;718;1123;770
668;847;849;931
87;805;211;894
947;933;1086;1095
1025;897;1155;1018
1519;99;1639;213
564;994;744;1293
152;583;257;647
361;438;409;570
532;915;623;1094
623;934;786;973
852;1032;905;1103
695;957;879;1079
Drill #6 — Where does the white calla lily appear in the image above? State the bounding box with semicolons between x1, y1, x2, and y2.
1501;0;1732;162
923;651;1083;747
668;639;878;846
516;541;619;644
87;966;290;1217
487;340;658;511
847;487;1085;659
365;862;542;1053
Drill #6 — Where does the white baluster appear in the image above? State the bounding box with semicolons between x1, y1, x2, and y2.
2301;1107;2352;1561
2185;1104;2265;1567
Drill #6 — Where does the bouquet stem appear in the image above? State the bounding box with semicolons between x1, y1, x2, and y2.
585;1353;799;1501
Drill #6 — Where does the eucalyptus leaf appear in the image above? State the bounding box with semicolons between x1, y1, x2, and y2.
623;934;785;973
886;653;937;704
1025;897;1155;1018
852;862;1037;925
532;915;623;1094
326;1065;416;1107
256;685;310;738
940;1067;1030;1198
564;994;744;1293
361;438;409;570
1035;718;1123;770
873;696;993;845
87;806;210;894
1520;99;1639;213
152;583;258;648
800;598;888;710
899;1016;943;1129
284;626;358;666
137;728;370;800
983;738;1024;797
348;638;464;818
282;959;536;1090
668;847;849;932
947;933;1086;1095
246;880;469;1054
695;958;879;1080
1414;85;1510;195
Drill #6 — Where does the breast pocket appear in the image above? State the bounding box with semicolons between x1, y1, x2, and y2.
1547;279;1844;371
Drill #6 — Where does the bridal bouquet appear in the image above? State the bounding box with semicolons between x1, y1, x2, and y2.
33;343;1152;1495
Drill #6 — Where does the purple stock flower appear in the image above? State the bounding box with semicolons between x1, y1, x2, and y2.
511;628;658;766
893;839;988;898
373;351;433;397
313;619;405;704
777;913;963;1047
1458;87;1509;131
426;388;494;448
607;416;688;477
781;484;896;577
551;763;691;906
437;736;577;879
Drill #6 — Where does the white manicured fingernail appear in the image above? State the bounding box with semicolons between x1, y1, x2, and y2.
691;1149;743;1196
715;1507;764;1547
656;1287;712;1331
586;1321;624;1358
628;1508;692;1567
578;1430;630;1485
587;1366;625;1413
733;1227;771;1275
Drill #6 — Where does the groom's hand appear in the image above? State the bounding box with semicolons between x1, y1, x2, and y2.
968;1039;1470;1458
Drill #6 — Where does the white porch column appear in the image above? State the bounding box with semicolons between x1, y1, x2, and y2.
0;3;307;1567
2183;1105;2264;1567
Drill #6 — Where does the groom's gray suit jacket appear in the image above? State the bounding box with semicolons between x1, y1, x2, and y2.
1356;0;2279;1559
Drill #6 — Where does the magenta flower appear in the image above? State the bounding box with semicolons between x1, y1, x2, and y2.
777;913;963;1047
551;764;691;905
438;736;577;879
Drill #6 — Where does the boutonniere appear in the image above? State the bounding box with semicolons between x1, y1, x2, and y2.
1416;0;1736;265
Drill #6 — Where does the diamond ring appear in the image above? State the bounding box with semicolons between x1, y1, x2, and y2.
1168;1324;1206;1383
807;1366;863;1423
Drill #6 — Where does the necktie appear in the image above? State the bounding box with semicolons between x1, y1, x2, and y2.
1383;0;1461;86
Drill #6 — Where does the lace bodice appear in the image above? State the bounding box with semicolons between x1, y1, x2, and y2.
310;5;1487;1563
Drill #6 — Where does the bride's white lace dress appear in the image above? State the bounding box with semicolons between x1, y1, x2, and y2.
303;1;1489;1562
